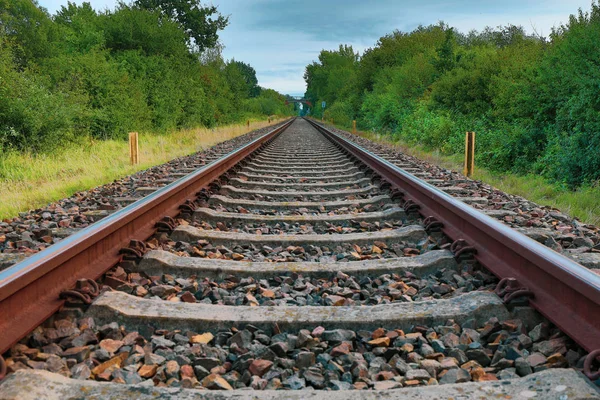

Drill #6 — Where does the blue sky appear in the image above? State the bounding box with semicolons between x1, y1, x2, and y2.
37;0;591;96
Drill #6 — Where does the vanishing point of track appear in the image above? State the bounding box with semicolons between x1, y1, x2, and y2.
0;118;599;398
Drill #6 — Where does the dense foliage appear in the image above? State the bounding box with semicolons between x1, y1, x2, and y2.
0;0;292;153
304;3;600;188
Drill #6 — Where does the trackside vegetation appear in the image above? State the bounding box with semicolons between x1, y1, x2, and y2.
351;129;600;225
0;118;286;219
0;0;294;154
303;2;600;191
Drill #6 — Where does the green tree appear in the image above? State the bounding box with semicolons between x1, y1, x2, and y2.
53;2;104;54
0;0;57;66
133;0;228;51
304;44;358;118
229;60;260;97
431;28;456;75
101;4;189;57
535;2;600;186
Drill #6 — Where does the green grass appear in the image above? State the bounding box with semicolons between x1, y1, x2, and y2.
0;118;285;220
472;170;600;225
328;123;600;226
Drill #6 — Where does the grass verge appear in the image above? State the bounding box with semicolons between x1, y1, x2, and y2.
0;118;286;220
329;123;600;226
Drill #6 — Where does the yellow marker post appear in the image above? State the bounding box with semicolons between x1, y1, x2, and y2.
129;132;139;165
463;131;475;177
352;120;356;133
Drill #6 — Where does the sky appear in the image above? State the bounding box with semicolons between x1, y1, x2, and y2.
38;0;591;96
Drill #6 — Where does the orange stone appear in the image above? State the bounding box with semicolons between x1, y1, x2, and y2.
368;337;390;347
211;366;227;375
501;321;519;332
138;364;158;378
372;328;386;339
202;374;233;390
99;339;124;354
248;359;273;377
191;332;214;344
547;353;567;365
401;343;414;353
331;342;352;357
405;333;422;340
471;367;486;381
245;293;259;306
91;352;129;376
180;365;194;379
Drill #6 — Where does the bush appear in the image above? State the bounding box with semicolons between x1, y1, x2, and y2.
398;103;455;151
304;3;600;189
324;101;353;127
360;93;408;133
0;44;79;152
0;1;293;154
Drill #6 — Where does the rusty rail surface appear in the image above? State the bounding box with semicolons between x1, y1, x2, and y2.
306;118;600;352
0;119;293;355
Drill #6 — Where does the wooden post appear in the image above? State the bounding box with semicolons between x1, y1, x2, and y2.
352;120;356;133
246;120;250;130
268;117;271;123
129;132;139;165
463;131;475;177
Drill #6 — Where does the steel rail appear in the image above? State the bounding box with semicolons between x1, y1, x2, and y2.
0;118;294;355
306;118;600;352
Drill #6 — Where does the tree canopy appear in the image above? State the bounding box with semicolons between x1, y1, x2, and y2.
0;0;292;152
304;2;600;188
133;0;228;51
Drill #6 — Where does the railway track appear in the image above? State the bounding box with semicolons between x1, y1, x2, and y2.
0;118;599;399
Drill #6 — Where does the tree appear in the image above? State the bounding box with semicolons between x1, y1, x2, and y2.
133;0;228;52
229;60;260;97
0;0;57;66
432;27;456;75
304;44;358;117
101;5;189;57
53;2;104;54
